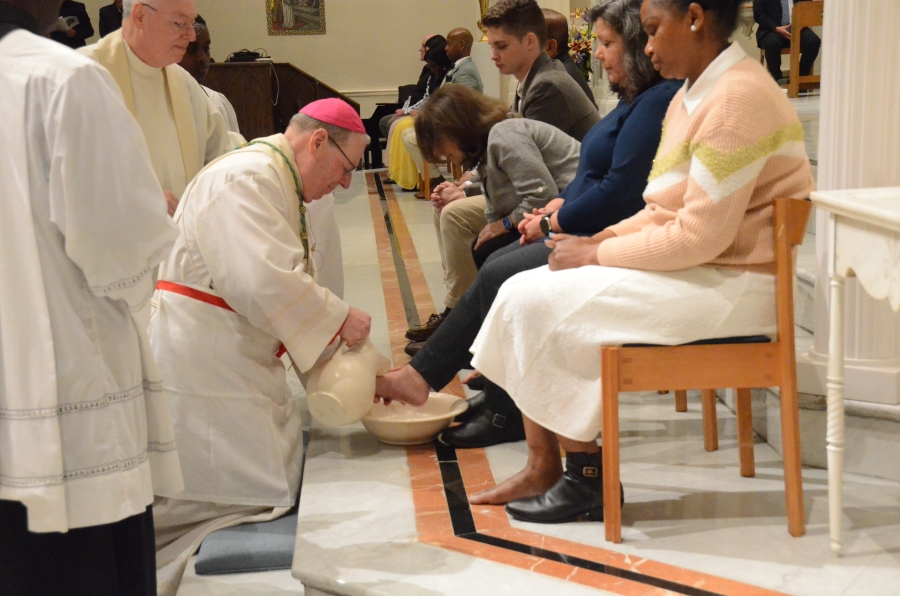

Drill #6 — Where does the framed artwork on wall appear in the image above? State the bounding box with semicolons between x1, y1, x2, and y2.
267;0;325;36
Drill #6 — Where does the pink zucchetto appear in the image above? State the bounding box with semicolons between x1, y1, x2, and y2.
299;98;365;134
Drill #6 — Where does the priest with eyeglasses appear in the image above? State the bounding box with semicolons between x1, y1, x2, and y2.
149;99;372;596
80;0;233;218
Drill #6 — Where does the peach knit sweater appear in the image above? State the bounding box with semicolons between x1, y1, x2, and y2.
596;44;814;275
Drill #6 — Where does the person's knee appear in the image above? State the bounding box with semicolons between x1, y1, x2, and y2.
402;128;419;148
440;205;469;242
758;33;783;52
479;255;509;295
441;200;475;230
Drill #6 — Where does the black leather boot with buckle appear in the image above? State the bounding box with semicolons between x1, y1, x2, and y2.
505;450;622;524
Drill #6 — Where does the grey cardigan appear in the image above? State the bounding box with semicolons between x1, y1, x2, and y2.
514;52;600;142
479;118;581;224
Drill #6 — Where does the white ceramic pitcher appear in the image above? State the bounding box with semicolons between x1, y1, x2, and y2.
306;337;391;427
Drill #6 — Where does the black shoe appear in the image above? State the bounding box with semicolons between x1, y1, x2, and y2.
452;392;485;424
505;451;624;524
404;340;424;357
405;311;447;341
438;405;525;448
382;177;396;184
465;375;486;391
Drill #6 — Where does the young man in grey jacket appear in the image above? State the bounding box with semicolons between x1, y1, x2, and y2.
485;0;599;142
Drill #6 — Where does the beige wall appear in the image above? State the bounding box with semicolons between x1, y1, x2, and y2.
77;0;489;118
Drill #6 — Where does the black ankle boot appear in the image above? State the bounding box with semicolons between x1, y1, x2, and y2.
505;451;621;524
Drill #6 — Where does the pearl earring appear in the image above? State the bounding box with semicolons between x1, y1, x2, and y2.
690;24;697;31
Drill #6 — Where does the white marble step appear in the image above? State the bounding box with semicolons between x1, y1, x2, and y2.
720;378;900;484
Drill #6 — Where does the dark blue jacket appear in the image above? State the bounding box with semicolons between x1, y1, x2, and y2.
555;78;681;235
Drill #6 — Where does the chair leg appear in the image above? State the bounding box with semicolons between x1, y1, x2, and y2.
701;389;718;452
601;348;622;543
735;388;756;477
674;390;688;413
780;379;806;537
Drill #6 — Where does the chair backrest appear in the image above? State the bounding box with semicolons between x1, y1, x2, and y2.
772;198;812;346
792;0;824;28
398;84;418;106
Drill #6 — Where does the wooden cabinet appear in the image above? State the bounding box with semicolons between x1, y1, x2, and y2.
204;62;359;141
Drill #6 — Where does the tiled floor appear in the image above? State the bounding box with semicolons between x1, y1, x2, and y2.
178;94;900;596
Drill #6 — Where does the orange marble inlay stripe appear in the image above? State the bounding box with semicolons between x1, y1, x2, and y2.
369;173;783;596
367;173;465;397
414;438;789;596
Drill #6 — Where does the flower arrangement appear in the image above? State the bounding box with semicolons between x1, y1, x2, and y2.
568;8;595;82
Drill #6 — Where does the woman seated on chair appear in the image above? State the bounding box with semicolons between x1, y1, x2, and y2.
380;0;814;523
386;40;452;191
382;0;682;452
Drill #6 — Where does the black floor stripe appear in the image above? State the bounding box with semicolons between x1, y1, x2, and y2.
434;442;727;596
375;175;730;595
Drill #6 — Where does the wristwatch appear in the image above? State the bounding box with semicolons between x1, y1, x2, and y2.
502;216;513;231
539;214;553;236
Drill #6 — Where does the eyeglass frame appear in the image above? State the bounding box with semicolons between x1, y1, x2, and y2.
139;2;204;35
327;135;357;177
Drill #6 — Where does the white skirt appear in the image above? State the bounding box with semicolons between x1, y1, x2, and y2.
470;265;776;442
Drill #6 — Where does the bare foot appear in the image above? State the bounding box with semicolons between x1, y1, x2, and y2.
375;365;430;406
468;462;562;505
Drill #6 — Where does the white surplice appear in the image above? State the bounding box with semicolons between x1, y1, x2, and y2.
202;84;240;134
148;133;349;593
0;30;182;533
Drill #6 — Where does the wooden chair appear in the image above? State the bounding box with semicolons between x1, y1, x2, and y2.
672;388;720;452
600;198;812;543
423;159;459;199
423;162;433;200
788;1;823;98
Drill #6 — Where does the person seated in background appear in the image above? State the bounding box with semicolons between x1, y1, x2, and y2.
150;100;371;596
386;38;452;192
444;27;483;91
378;33;442;140
413;84;581;337
543;8;597;108
403;0;601;344
178;14;241;136
401;27;483;198
486;0;599;142
378;0;680;450
98;0;123;37
386;0;815;524
754;0;820;82
50;0;93;48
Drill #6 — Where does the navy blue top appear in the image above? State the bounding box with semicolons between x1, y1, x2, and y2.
555;78;682;235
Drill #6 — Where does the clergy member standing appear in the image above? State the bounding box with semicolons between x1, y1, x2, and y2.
177;14;240;136
149;99;371;595
0;1;183;593
80;0;233;217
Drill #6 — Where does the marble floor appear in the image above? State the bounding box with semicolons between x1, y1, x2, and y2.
176;162;900;596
